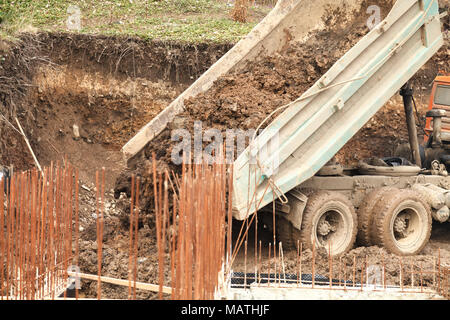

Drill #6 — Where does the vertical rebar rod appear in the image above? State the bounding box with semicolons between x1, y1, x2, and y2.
300;242;303;286
162;174;168;299
49;165;55;300
312;241;315;288
63;165;68;300
226;167;233;270
344;261;347;291
67;164;74;298
258;240;262;286
438;248;441;293
133;176;140;300
74;168;79;300
244;240;247;288
19;173;25;300
433;256;436;289
170;192;176;300
280;242;286;285
54;166;60;299
40;168;47;299
0;177;3;300
328;242;332;288
29;171;35;298
420;262;423;293
400;258;403;292
96;171;101;300
268;243;271;287
6;172;14;299
274;240;277;285
128;174;135;299
296;240;300;287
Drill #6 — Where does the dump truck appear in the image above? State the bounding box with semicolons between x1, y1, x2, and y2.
123;0;448;256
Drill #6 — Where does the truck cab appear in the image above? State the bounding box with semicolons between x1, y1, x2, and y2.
424;75;450;143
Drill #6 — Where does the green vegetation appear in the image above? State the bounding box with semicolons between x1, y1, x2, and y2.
0;0;272;43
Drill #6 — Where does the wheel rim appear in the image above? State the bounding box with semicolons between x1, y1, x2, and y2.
389;201;425;251
314;206;349;253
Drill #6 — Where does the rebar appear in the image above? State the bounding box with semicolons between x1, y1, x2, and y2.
155;151;231;300
0;162;79;300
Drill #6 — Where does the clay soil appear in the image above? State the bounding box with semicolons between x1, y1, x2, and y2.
0;1;449;299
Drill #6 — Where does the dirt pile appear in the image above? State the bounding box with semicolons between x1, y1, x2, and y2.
269;245;445;287
118;1;400;207
119;1;450;203
72;180;168;299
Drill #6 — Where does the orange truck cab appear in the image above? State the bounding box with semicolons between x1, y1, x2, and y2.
424;74;450;143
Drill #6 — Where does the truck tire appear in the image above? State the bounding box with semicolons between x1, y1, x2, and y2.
357;187;397;246
299;191;357;256
370;189;432;256
276;216;301;250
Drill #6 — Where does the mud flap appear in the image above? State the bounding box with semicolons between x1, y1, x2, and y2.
283;189;308;230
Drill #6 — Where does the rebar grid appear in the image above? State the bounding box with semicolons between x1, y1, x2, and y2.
0;163;79;300
154;152;231;300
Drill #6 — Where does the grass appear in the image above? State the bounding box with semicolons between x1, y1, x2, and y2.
0;0;272;43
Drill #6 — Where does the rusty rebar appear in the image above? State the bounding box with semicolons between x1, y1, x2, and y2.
268;242;271;287
328;242;332;288
312;241;315;288
0;163;78;300
95;170;104;300
128;174;135;299
400;257;403;292
244;240;247;288
353;255;356;288
74;168;79;300
0;177;4;300
133;176;140;299
258;240;262;285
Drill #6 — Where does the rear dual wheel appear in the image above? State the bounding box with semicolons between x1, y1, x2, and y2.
276;188;432;256
370;189;432;256
277;191;357;256
357;187;395;246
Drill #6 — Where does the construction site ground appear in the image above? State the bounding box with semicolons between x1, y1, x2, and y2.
0;1;449;299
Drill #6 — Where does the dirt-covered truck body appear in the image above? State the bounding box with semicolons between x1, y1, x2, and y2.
228;0;448;256
232;0;444;217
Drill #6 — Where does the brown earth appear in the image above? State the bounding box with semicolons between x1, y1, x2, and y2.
0;32;231;299
118;1;400;205
0;1;449;299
